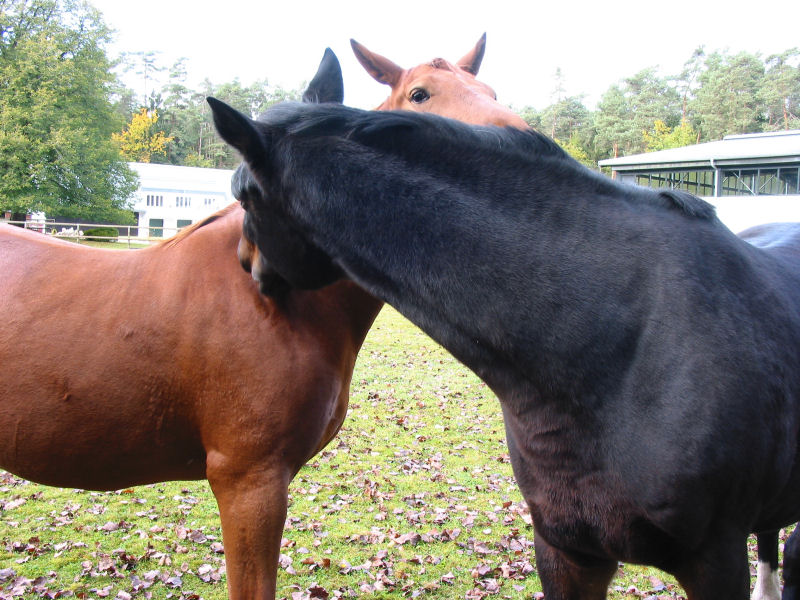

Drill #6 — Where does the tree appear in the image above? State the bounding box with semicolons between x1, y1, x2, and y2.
760;48;800;131
516;105;542;131
540;96;591;142
119;50;165;108
161;77;302;169
112;108;174;162
690;50;765;140
0;0;137;221
643;119;698;152
673;46;706;121
593;84;631;159
555;134;594;169
594;68;681;158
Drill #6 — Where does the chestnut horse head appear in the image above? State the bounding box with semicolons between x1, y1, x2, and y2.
351;33;529;129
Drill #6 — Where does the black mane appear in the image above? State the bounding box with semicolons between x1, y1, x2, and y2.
264;103;715;221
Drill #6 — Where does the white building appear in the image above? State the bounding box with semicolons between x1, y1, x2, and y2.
598;130;800;233
129;162;236;239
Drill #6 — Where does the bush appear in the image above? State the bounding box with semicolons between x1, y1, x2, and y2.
82;227;119;240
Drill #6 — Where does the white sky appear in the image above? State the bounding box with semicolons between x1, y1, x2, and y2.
89;0;800;111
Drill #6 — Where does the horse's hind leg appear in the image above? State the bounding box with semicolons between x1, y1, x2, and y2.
673;533;750;599
533;533;616;599
783;526;800;599
206;455;291;600
752;530;781;600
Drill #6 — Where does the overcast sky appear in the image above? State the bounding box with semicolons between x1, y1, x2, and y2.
89;0;800;111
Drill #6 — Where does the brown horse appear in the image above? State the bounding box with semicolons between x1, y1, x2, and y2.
1;43;526;600
350;33;529;128
0;204;378;599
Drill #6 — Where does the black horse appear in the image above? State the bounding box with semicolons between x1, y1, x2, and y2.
209;99;800;600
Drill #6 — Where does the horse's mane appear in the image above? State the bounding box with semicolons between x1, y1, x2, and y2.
269;102;715;221
161;202;239;247
279;102;567;161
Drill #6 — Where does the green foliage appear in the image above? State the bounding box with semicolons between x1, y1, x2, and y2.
643;119;698;152
131;64;303;169
541;96;592;143
525;46;800;162
555;135;593;168
594;68;682;159
689;50;765;141
515;105;542;130
82;226;118;240
760;48;800;131
0;0;138;221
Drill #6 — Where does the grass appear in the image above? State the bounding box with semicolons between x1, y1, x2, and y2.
0;307;784;599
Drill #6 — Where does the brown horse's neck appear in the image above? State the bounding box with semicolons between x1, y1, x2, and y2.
167;204;384;354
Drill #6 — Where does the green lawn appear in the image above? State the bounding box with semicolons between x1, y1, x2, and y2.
0;307;778;599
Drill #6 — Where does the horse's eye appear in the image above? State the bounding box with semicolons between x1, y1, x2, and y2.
409;88;430;104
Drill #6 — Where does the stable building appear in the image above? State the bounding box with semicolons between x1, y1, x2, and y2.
598;130;800;233
130;162;236;239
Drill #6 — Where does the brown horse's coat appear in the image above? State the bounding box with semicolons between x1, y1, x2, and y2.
1;38;526;600
0;206;380;598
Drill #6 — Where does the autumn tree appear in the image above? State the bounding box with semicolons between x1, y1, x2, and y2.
0;0;137;221
643;120;698;152
113;108;173;163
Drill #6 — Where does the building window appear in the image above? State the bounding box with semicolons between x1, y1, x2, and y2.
149;218;164;238
721;166;800;196
634;165;800;197
204;197;215;206
635;169;715;196
177;219;192;229
146;194;164;207
176;196;192;208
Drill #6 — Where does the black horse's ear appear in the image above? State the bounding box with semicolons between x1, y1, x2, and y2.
302;48;344;104
207;97;267;163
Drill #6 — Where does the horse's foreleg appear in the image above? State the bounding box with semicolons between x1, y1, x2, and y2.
783;527;800;599
207;457;290;600
752;530;781;600
533;532;616;599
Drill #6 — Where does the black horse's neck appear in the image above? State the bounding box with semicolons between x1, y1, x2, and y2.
275;123;732;405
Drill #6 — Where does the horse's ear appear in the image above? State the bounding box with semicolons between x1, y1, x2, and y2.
456;33;486;76
350;38;404;87
302;48;344;104
207;97;267;163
